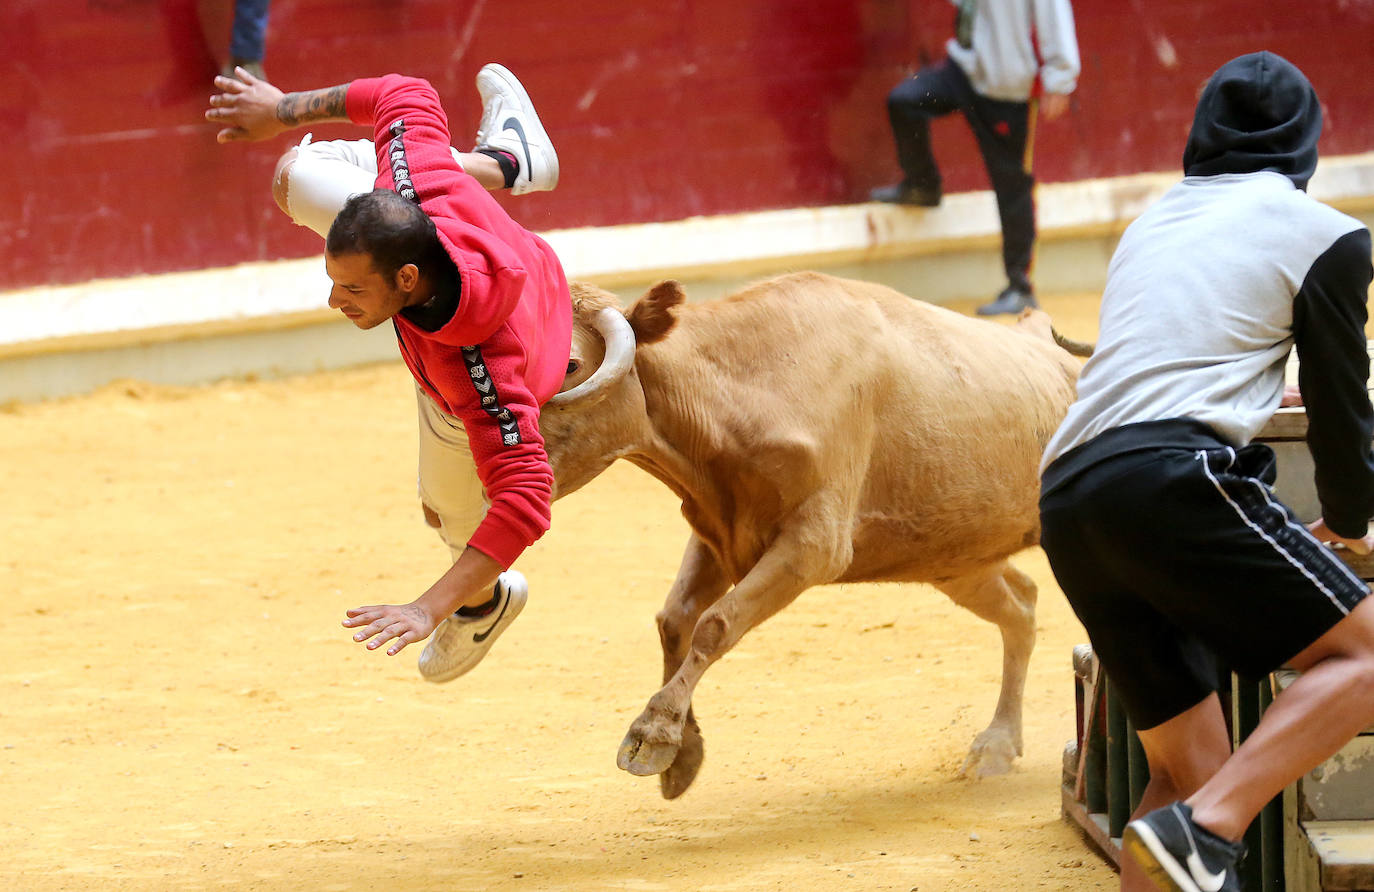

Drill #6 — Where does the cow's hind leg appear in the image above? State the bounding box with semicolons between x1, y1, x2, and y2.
654;534;732;799
618;511;850;794
935;561;1037;778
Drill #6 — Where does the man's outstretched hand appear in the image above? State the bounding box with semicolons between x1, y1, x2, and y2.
343;602;442;656
205;67;287;143
342;548;504;657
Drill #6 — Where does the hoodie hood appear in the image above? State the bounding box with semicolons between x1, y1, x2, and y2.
1182;51;1321;190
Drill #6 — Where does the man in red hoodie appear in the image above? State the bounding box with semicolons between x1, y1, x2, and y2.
206;65;571;682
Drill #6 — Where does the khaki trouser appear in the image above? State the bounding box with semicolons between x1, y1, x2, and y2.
414;384;487;562
283;134;466;238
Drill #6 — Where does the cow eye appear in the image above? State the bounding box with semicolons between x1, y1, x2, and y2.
567;360;580;374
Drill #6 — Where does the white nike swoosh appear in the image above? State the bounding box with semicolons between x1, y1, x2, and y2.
1186;850;1227;892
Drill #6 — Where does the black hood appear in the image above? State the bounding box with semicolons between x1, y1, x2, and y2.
1182;51;1321;190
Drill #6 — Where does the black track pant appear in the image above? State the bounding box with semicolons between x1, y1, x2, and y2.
885;58;1036;291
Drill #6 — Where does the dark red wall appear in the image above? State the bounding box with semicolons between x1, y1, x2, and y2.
4;0;1374;291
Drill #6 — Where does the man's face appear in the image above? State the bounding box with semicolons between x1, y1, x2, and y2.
324;251;409;330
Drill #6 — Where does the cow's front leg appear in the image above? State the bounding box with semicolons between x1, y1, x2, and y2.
936;561;1037;778
652;535;731;799
618;516;851;792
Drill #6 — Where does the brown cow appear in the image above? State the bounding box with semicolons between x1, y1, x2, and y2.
539;271;1081;799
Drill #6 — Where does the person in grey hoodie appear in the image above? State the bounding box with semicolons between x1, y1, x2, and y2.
872;0;1080;315
1039;52;1374;892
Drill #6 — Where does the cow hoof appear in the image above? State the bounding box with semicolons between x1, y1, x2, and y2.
959;727;1020;778
617;730;680;777
659;725;704;799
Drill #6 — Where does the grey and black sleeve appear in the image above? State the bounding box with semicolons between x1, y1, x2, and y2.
1294;227;1374;538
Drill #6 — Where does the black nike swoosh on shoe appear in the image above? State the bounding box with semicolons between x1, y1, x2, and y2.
502;116;532;185
472;590;510;643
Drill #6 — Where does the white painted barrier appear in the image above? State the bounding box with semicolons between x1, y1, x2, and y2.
3;155;1372;402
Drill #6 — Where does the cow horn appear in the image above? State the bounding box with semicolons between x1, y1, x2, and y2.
548;307;636;407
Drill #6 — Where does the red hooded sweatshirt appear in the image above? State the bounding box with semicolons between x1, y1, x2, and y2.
346;74;572;567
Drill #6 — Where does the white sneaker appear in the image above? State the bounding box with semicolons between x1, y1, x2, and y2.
473;63;559;195
418;570;528;683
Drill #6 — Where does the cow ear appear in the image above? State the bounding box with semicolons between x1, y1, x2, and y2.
627;280;684;345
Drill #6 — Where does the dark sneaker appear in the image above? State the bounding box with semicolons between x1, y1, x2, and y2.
418;570;528;682
976;285;1039;316
870;182;942;207
1123;802;1245;892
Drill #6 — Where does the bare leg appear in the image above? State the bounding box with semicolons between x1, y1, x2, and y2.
457;151;505;191
1186;595;1374;840
1123;695;1232;890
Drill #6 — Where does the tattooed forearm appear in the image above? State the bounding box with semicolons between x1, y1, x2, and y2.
276;85;350;127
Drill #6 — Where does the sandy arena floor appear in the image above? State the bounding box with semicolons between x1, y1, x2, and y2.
0;291;1116;891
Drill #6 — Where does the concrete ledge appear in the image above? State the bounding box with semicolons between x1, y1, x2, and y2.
3;154;1373;402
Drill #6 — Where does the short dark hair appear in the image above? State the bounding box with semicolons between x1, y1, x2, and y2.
325;189;449;280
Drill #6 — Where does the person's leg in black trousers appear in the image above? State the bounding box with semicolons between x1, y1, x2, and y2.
872;59;970;206
961;92;1038;315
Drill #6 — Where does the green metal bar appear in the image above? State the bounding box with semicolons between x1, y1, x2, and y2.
1232;673;1261;747
1106;681;1130;837
1126;716;1149;814
1084;688;1107;814
1233;675;1265;892
1230;673;1290;889
1259;792;1283;889
1256;679;1284;889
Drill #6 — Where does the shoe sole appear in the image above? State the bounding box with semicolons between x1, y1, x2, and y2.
478;63;559;194
870;186;940;207
419;581;528;683
1122;823;1205;892
976;301;1038;316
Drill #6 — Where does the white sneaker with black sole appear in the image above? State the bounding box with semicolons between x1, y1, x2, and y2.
1123;801;1245;892
418;569;528;683
473;63;559;195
